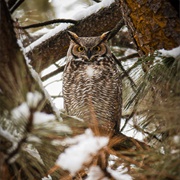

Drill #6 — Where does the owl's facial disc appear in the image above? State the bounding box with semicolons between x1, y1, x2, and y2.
72;43;107;61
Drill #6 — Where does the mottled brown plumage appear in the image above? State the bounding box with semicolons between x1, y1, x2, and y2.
63;31;122;134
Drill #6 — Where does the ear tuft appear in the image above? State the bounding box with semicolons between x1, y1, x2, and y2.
100;31;111;41
67;31;79;41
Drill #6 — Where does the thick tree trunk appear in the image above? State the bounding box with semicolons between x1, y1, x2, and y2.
120;0;180;55
0;0;54;113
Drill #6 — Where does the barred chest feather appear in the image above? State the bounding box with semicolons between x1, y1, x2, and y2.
63;56;122;134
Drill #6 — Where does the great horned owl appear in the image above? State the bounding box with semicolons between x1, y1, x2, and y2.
63;31;122;135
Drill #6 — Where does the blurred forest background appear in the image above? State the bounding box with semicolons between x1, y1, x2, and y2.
0;0;180;179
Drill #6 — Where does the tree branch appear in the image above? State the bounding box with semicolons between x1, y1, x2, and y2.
41;66;64;81
9;0;25;14
25;1;122;72
17;19;78;29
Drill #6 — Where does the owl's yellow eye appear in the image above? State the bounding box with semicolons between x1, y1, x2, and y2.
77;46;84;52
94;46;101;51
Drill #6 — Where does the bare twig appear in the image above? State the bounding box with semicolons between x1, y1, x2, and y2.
41;66;65;81
118;53;139;62
10;0;25;14
112;54;137;92
92;0;101;2
108;19;125;40
17;19;78;29
121;111;135;132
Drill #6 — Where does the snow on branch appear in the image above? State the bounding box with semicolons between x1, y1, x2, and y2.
25;0;121;72
56;129;109;175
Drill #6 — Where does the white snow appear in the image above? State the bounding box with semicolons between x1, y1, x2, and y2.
158;46;180;58
27;91;43;108
11;102;30;121
72;0;115;20
33;112;56;125
107;167;132;180
86;166;108;180
56;129;109;175
124;48;137;56
0;126;17;150
173;135;180;144
86;66;94;77
42;175;52;180
28;66;61;119
23;144;44;164
27;135;42;143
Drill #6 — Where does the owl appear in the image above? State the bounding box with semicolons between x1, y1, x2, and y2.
63;31;122;135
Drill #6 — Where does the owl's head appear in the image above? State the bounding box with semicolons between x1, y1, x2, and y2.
67;31;111;61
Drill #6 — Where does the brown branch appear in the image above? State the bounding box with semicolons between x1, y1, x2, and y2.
9;0;25;14
41;65;65;81
108;19;125;40
17;19;78;29
120;111;135;132
112;54;137;92
118;53;139;62
26;1;122;72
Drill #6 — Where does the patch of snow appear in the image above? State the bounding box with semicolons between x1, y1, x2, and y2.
33;112;56;124
30;27;51;37
0;126;18;151
56;129;109;175
124;48;137;56
87;166;108;180
27;91;43;108
121;26;128;33
121;118;145;141
11;102;30;121
158;46;180;58
27;135;42;143
73;0;115;20
173;135;180;144
171;149;179;154
24;144;44;164
42;175;52;180
107;167;132;180
51;0;94;19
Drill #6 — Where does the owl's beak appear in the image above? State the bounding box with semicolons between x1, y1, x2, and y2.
87;49;92;59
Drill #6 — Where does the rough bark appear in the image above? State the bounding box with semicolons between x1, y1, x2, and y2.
120;0;180;55
26;1;122;72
